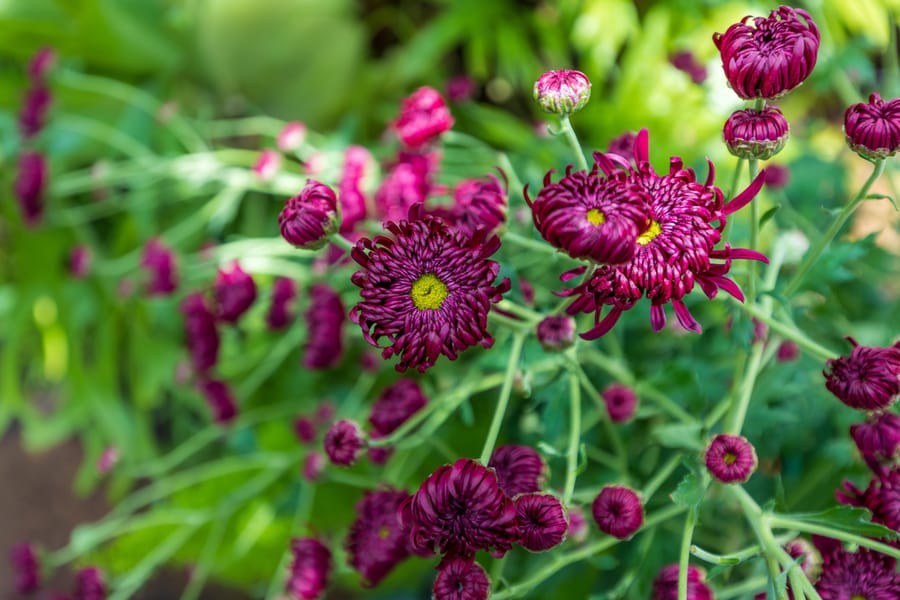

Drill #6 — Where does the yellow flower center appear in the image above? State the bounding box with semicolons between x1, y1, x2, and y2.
586;208;606;225
411;273;449;310
723;451;737;465
851;596;867;600
636;220;662;246
378;525;390;539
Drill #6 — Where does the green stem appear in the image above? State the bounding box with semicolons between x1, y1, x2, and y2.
677;508;698;600
497;152;527;206
726;158;746;204
559;114;589;172
731;299;837;361
495;299;545;323
572;360;627;476
717;575;769;600
503;230;563;257
690;543;758;565
563;368;582;505
768;515;900;560
730;486;788;600
332;233;356;252
641;452;683;502
725;341;766;435
783;158;886;297
479;333;526;464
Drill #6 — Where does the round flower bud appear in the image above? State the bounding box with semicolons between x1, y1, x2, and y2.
432;558;490;600
213;261;257;324
601;383;639;424
704;433;758;484
9;542;40;593
850;411;900;469
287;538;332;600
515;493;568;552
14;151;48;226
783;537;822;583
279;180;340;250
843;93;900;160
323;419;366;466
536;315;576;352
533;70;592;115
591;485;643;539
488;445;546;497
824;337;900;411
74;566;106;600
723;106;790;160
393;86;454;149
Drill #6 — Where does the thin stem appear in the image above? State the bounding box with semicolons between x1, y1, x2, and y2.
641;452;683;502
730;486;788;600
769;515;900;560
717;575;769;600
725;341;766;435
559;114;589;172
495;299;545;323
331;233;356;252
690;542;759;565
677;508;698;600
572;361;627;476
726;158;746;203
748;157;761;303
503;230;562;257
563;368;582;505
479;333;526;464
731;298;837;361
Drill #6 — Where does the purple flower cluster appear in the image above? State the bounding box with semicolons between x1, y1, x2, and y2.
813;536;900;599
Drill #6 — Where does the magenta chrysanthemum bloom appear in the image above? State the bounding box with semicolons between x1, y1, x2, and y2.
651;564;714;600
591;485;643;539
303;283;345;369
723;106;790;160
704;434;758;484
433;172;508;239
824;337;900;411
393;86;454;149
212;261;257;324
74;566;106;600
277;121;307;153
279;180;340;250
302;451;325;482
607;131;637;161
536;315;576;352
180;292;220;374
368;379;428;436
196;379;237;424
287;538;332;600
338;145;373;234
815;545;900;599
19;84;52;139
14;151;48;226
140;238;178;296
9;542;40;593
841;467;900;534
294;416;316;444
713;5;819;100
432;558;491;600
399;458;518;558
324;419;366;466
266;277;297;330
851;412;900;472
844;93;900;160
373;151;436;224
526;162;650;265
515;493;568;552
345;489;411;587
602;383;639;424
558;129;768;339
488;445;546;497
533;69;592;114
69;245;91;279
351;205;509;373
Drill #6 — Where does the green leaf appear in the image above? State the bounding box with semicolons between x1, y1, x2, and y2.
652;422;703;450
759;204;780;228
670;470;706;510
775;506;899;541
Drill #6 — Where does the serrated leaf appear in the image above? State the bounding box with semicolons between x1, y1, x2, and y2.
775;506;899;541
670;471;705;509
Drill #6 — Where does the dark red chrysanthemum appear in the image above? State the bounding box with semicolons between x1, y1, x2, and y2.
196;379;237;424
393;86;454;149
287;538;332;600
432;558;490;600
488;445;546;497
536;315;576;352
303;284;345;369
559;129;768;339
9;542;40;593
74;566;106;600
591;485;643;539
526;163;650;264
815;545;900;600
373;151;437;224
515;493;568;552
852;412;900;473
723;106;790;160
266;277;297;330
140;238;178;296
279;180;339;250
368;379;428;436
14;151;48;226
844;467;900;534
351;205;509;373
704;434;758;484
399;458;518;558
432;172;508;239
338;145;373;234
824;337;900;411
19;84;52;139
844;93;900;160
651;564;714;600
602;383;639;424
345;489;411;587
180;292;220;374
324;419;366;466
213;261;257;324
533;70;592;114
713;5;819;100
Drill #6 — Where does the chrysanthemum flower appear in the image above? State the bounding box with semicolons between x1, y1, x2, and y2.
533;70;592;115
74;566;106;600
9;542;40;593
515;493;568;552
373;151;436;224
851;412;900;472
815;545;900;599
323;419;366;466
196;379;238;424
180;292;220;374
266;277;297;330
212;261;257;324
602;384;639;424
140;238;178;296
351;205;509;373
287;538;332;600
279;180;340;250
488;445;546;497
607;131;637;161
824;337;900;411
670;51;708;84
344;489;411;587
535;315;576;352
303;284;345;369
854;467;900;534
704;433;758;484
14;151;48;226
432;558;490;600
337;145;374;234
19;84;52;139
591;485;643;539
393;87;454;149
399;458;518;558
844;93;900;160
651;564;714;600
368;379;429;436
713;5;819;100
526;163;650;264
723;106;790;160
432;172;508;239
559;129;767;338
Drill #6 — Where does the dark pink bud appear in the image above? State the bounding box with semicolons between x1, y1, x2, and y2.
670;51;707;84
851;412;900;471
180;292;220;373
601;383;639;424
704;433;758;483
302;451;325;482
28;47;56;79
19;84;52;138
783;537;822;582
764;164;790;189
287;538;332;600
294;416;316;444
591;485;643;539
844;93;900;160
488;445;546;497
252;149;281;181
74;566;106;600
140;238;178;296
196;379;238;424
651;564;713;600
213;261;257;323
279;180;339;250
533;70;591;114
723;106;790;160
9;542;40;593
323;419;365;466
69;245;91;278
337;145;373;234
266;277;297;330
14;151;47;226
277;121;307;153
567;505;589;544
315;401;336;425
96;446;120;474
536;315;576;352
432;558;490;600
776;340;799;362
368;379;428;436
344;489;411;587
515;493;568;552
393;86;454;149
303;284;345;370
824;337;900;411
446;74;476;103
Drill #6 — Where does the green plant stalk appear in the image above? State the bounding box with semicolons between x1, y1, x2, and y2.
731;299;838;361
572;360;628;477
496;298;545;322
332;233;357;252
503;230;565;256
730;486;789;600
768;515;900;560
563;368;582;505
726;158;746;204
717;575;769;600
747;156;761;303
642;453;683;502
783;158;886;297
677;506;699;600
109;524;201;600
480;332;526;464
559;114;589;172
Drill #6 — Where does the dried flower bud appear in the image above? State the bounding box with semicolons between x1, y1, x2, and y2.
533;70;591;115
723;106;790;160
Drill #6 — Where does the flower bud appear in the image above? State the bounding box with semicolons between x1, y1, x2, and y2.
279;180;339;250
515;493;568;552
277;121;307;153
14;151;47;226
323;419;366;466
601;383;639;424
824;337;900;411
844;93;900;160
287;538;332;600
393;86;454;149
533;70;591;115
591;485;643;539
536;315;576;352
212;261;257;324
704;434;758;484
723;106;789;160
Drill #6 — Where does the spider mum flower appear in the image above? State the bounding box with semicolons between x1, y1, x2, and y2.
713;5;819;100
704;434;758;484
559;129;768;339
213;261;257;324
324;419;366;466
197;379;238;424
526;163;650;264
393;86;454;149
279;180;340;250
591;485;643;539
368;379;429;436
74;566;106;600
651;564;714;600
180;292;220;373
824;337;900;411
533;70;592;114
602;383;639;424
723;106;790;160
488;445;546;497
266;277;298;330
287;538;332;600
9;542;40;593
851;412;900;472
432;558;490;600
399;458;518;558
14;151;48;226
345;489;411;587
844;93;900;160
515;493;568;552
815;545;900;599
303;284;345;369
351;205;509;373
536;315;576;352
140;238;178;296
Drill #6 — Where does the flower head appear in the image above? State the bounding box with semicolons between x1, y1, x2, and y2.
785;537;822;582
432;558;490;600
602;384;639;424
253;149;281;181
345;489;411;587
373;151;436;224
851;412;900;472
196;379;238;424
338;145;374;234
844;93;900;160
515;493;568;552
824;337;900;411
435;172;508;239
713;6;819;100
19;84;52;139
815;545;900;600
277;121;307;153
96;446;120;474
368;379;428;436
14;151;48;226
213;261;257;324
303;284;345;369
74;566;106;600
670;51;708;84
399;458;518;558
536;315;576;352
180;292;220;374
9;542;40;593
28;47;56;80
591;485;643;539
393;87;454;149
723;106;790;160
69;245;92;279
279;180;340;250
351;205;509;373
651;564;714;600
533;70;592;114
566;505;589;544
267;277;298;330
446;75;476;103
294;416;317;444
488;445;546;497
704;433;758;484
323;419;366;466
140;238;178;296
287;538;332;600
776;341;800;362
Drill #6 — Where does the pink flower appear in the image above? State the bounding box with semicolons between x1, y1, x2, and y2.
74;566;106;600
393;87;454;149
337;145;373;234
602;384;639;424
196;379;238;424
368;379;428;436
533;70;591;114
323;420;366;466
488;445;546;497
303;284;345;369
9;542;40;593
140;238;178;296
212;261;257;324
279;180;339;250
446;75;476;103
536;315;576;352
19;84;52;138
651;564;713;600
253;149;281;181
432;558;490;600
723;106;790;160
373;151;436;224
591;485;643;539
851;412;900;473
277;121;307;153
515;493;568;552
286;538;332;600
433;173;508;239
704;434;758;484
266;277;297;330
824;337;900;411
180;292;220;374
14;151;48;226
69;245;92;278
302;452;325;482
344;489;411;587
